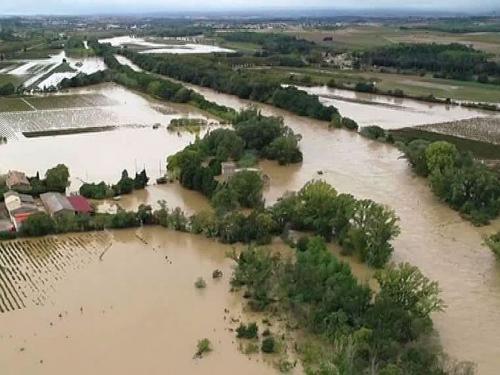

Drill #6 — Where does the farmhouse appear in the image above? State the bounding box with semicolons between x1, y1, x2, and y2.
5;170;31;191
67;195;93;215
40;192;75;217
4;191;39;230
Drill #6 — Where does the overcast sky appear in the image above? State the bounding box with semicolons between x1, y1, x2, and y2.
1;0;499;15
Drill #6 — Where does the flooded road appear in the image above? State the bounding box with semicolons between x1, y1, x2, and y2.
186;84;500;374
1;82;500;372
296;85;499;129
0;228;281;374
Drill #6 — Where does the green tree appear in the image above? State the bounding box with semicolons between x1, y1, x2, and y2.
227;170;264;208
425;141;458;173
349;200;400;268
45;164;70;192
375;263;445;319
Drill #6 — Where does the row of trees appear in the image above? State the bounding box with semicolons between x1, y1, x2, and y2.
79;169;149;199
221;32;315;55
402;140;500;225
20;177;398;268
358;42;500;83
231;237;472;374
117;48;339;121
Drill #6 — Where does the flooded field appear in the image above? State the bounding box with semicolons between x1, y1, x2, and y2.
1;81;500;373
99;36;234;54
417;116;500;145
0;228;281;374
297;85;499;129
1;51;106;90
0;84;218;191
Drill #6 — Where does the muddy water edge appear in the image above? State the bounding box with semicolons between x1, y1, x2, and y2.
0;228;291;374
186;84;500;374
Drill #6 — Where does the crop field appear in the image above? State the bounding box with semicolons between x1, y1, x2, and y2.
0;97;34;113
0;93;116;113
290;25;500;57
26;93;117;110
0;107;123;139
261;66;500;103
417;117;500;145
0;232;111;313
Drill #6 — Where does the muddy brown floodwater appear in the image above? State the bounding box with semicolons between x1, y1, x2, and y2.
187;84;500;374
0;228;284;374
1;82;500;373
297;85;500;129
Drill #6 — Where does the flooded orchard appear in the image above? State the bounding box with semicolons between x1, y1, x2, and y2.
1;81;500;373
0;228;281;374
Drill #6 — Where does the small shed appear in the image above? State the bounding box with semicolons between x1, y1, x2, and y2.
6;171;30;191
67;195;93;215
221;161;237;180
40;192;75;217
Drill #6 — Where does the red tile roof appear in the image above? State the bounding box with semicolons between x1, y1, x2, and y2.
67;195;93;214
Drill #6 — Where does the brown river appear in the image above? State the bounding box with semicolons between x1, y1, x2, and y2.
0;83;500;373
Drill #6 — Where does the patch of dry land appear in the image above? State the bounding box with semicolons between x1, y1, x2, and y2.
417;116;500;145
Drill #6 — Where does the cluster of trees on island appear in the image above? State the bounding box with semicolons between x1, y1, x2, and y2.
358;42;500;84
402;140;500;225
231;238;473;374
167;107;303;196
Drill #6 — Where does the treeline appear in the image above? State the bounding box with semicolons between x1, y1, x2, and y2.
117;49;339;121
220;32;315;55
359;43;500;83
79;169;149;199
18;177;399;268
154;26;208;37
175;177;399;268
232;238;472;374
167;107;303;198
402;140;500;225
59;51;236;122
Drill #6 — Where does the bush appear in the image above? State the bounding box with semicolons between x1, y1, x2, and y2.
195;338;212;358
236;322;258;339
360;125;387;140
296;235;310;252
195;277;207;289
341;117;359;131
261;337;276;353
21;213;56;237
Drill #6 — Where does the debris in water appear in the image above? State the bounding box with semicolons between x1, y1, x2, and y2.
212;269;223;279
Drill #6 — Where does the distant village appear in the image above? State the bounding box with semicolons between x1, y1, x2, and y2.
0;170;93;233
